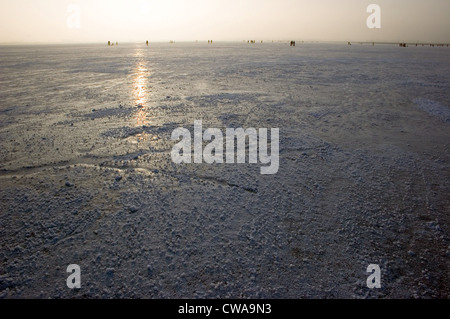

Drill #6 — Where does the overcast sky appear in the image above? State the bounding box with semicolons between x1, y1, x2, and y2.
0;0;449;44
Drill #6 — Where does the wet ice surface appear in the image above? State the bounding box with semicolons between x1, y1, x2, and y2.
0;43;449;298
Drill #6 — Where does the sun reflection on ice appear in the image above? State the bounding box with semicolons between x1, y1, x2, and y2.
132;49;151;144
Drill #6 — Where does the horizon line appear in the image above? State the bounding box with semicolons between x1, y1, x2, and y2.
1;40;450;46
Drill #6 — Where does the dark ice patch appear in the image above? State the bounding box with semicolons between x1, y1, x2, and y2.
84;106;135;119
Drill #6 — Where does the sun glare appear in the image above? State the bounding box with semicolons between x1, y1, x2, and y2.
132;48;151;143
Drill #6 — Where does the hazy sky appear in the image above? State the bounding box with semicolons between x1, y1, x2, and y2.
0;0;449;43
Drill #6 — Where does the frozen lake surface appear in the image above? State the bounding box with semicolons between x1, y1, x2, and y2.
0;42;449;298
